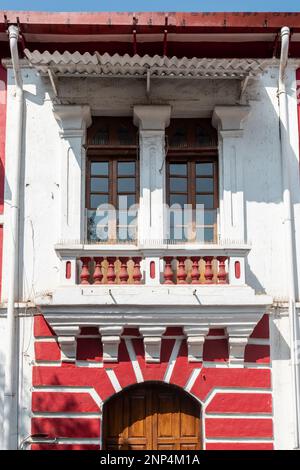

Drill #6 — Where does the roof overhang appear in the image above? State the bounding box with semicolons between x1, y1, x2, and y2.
1;12;300;59
24;49;275;80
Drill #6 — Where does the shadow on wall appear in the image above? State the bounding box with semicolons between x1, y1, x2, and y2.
230;72;300;297
0;345;5;449
31;372;100;450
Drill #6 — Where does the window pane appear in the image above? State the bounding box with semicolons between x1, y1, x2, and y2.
203;210;217;226
118;161;135;176
196;178;214;192
169;163;187;176
170;194;188;207
90;194;109;209
170;177;187;192
91;162;108;176
196;227;214;242
118;178;135;193
204;227;215;242
196;195;214;209
91;177;108;192
196;163;213;176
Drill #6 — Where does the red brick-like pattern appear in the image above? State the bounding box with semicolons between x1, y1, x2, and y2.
32;314;273;450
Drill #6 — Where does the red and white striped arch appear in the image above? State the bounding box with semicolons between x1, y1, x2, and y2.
32;314;273;451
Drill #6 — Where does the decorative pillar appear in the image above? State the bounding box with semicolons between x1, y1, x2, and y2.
212;106;250;244
99;326;124;362
54;326;81;362
133;105;171;246
140;327;166;363
184;327;209;362
53;105;92;243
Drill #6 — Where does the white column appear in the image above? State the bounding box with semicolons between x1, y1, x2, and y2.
133;105;171;246
212;106;250;243
53;105;92;243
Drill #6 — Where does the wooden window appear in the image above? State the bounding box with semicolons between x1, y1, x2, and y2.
86;118;138;243
166;119;218;243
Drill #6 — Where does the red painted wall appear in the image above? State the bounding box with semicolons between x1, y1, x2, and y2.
32;314;273;450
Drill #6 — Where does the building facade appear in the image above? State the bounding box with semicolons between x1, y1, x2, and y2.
0;11;300;450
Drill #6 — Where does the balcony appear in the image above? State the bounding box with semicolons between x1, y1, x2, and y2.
36;241;272;366
55;243;249;288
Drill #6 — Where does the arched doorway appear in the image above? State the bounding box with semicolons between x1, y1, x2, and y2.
102;382;202;450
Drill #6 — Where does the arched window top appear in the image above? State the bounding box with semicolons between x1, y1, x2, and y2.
167;119;217;149
88;117;137;147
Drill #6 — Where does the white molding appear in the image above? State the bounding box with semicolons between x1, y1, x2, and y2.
140;326;166;363
39;304;270;366
52;325;80;362
163;338;182;383
32;385;103;408
184;326;209;362
185;368;202;392
227;325;255;365
124;339;144;383
106;369;122;392
99;325;124;363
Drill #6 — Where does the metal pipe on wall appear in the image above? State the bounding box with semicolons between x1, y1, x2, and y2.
3;24;23;450
278;25;300;449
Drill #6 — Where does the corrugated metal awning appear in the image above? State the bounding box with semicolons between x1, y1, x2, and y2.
24;49;275;79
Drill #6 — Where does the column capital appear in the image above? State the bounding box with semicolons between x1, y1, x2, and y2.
133;105;171;130
212;105;250;134
53;104;92;137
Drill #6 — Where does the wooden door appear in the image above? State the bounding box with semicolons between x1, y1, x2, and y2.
103;383;201;450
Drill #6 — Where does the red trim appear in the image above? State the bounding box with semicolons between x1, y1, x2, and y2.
2;12;300;31
150;261;155;279
234;261;241;279
65;260;71;279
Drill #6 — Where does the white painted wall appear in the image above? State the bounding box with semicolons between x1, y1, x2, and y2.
1;65;300;449
2;66;300;301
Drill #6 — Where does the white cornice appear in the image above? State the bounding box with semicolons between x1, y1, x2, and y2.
41;308;268;366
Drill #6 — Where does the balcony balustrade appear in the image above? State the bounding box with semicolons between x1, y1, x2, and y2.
55;244;249;287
